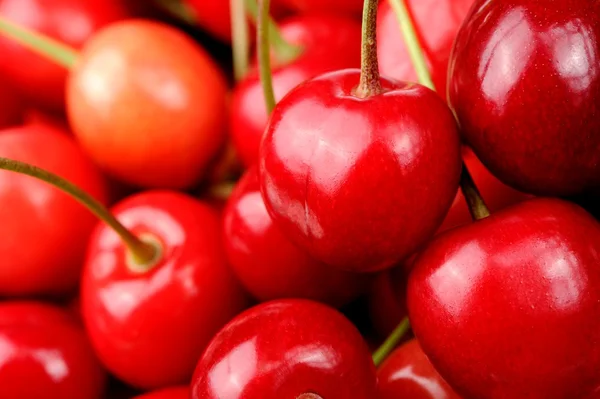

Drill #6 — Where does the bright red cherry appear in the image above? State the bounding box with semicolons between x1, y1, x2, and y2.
0;123;108;296
0;0;134;111
408;198;600;399
448;0;600;196
231;14;361;167
378;339;461;399
67;19;228;189
191;299;378;399
275;0;363;17
0;301;106;399
438;146;531;233
81;190;248;390
377;0;474;95
0;79;23;128
132;386;188;399
224;165;367;306
259;70;462;272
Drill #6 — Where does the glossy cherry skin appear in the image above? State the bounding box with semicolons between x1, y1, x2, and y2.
448;0;600;196
259;70;462;272
437;146;531;233
81;190;248;390
0;80;23;128
0;301;106;399
67;20;228;189
408;198;600;399
224;165;366;306
191;299;377;399
0;124;108;296
132;386;188;399
378;339;461;399
0;0;133;111
377;0;474;94
275;0;363;17
231;14;361;167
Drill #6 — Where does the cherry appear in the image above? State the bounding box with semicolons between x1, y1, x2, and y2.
0;123;108;296
224;165;367;306
0;79;23;128
448;0;600;196
275;0;363;17
437;146;531;233
258;0;461;272
0;301;106;399
82;190;249;390
231;13;361;167
377;0;474;95
132;386;188;399
408;198;600;399
191;299;377;399
367;269;408;339
378;339;461;399
0;0;134;111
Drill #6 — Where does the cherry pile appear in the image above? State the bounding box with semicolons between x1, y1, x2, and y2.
0;0;597;398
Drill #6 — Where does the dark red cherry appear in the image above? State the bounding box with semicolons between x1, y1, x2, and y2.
231;14;361;167
377;0;474;94
378;339;461;399
0;0;134;111
82;191;248;390
191;299;377;399
367;269;408;339
259;70;462;272
275;0;363;17
224;165;367;306
132;386;188;399
0;79;23;128
448;0;600;196
0;301;106;399
408;198;600;399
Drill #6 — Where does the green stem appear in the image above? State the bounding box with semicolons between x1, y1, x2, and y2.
0;158;161;267
257;0;276;114
246;0;303;64
354;0;383;98
231;0;250;80
0;17;77;69
392;0;491;221
154;0;197;25
372;317;411;367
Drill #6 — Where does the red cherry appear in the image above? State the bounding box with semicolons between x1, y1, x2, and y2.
275;0;363;17
81;190;248;390
231;14;361;167
368;269;408;339
377;0;474;95
378;339;461;399
132;386;188;399
67;19;228;189
0;123;108;296
0;0;134;111
0;79;23;128
191;299;377;399
437;146;531;233
408;198;600;399
0;301;106;399
224;165;367;306
448;0;600;196
259;70;462;272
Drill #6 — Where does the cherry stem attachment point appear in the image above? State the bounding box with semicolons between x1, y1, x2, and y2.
391;0;490;221
355;0;383;98
0;157;161;267
231;0;250;80
245;0;303;64
257;0;276;114
0;16;77;69
296;394;324;399
154;0;198;25
372;317;411;367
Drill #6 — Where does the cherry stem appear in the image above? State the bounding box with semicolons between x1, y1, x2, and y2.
372;316;411;367
354;0;383;98
0;157;161;267
231;0;250;80
154;0;198;25
391;0;491;221
0;16;77;69
245;0;303;64
257;0;276;114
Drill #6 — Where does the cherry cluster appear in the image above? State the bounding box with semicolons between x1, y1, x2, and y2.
0;0;597;398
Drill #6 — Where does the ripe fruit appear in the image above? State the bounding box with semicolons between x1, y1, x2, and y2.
448;0;600;196
132;386;189;399
408;198;600;399
191;299;378;399
275;0;363;17
0;79;22;128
